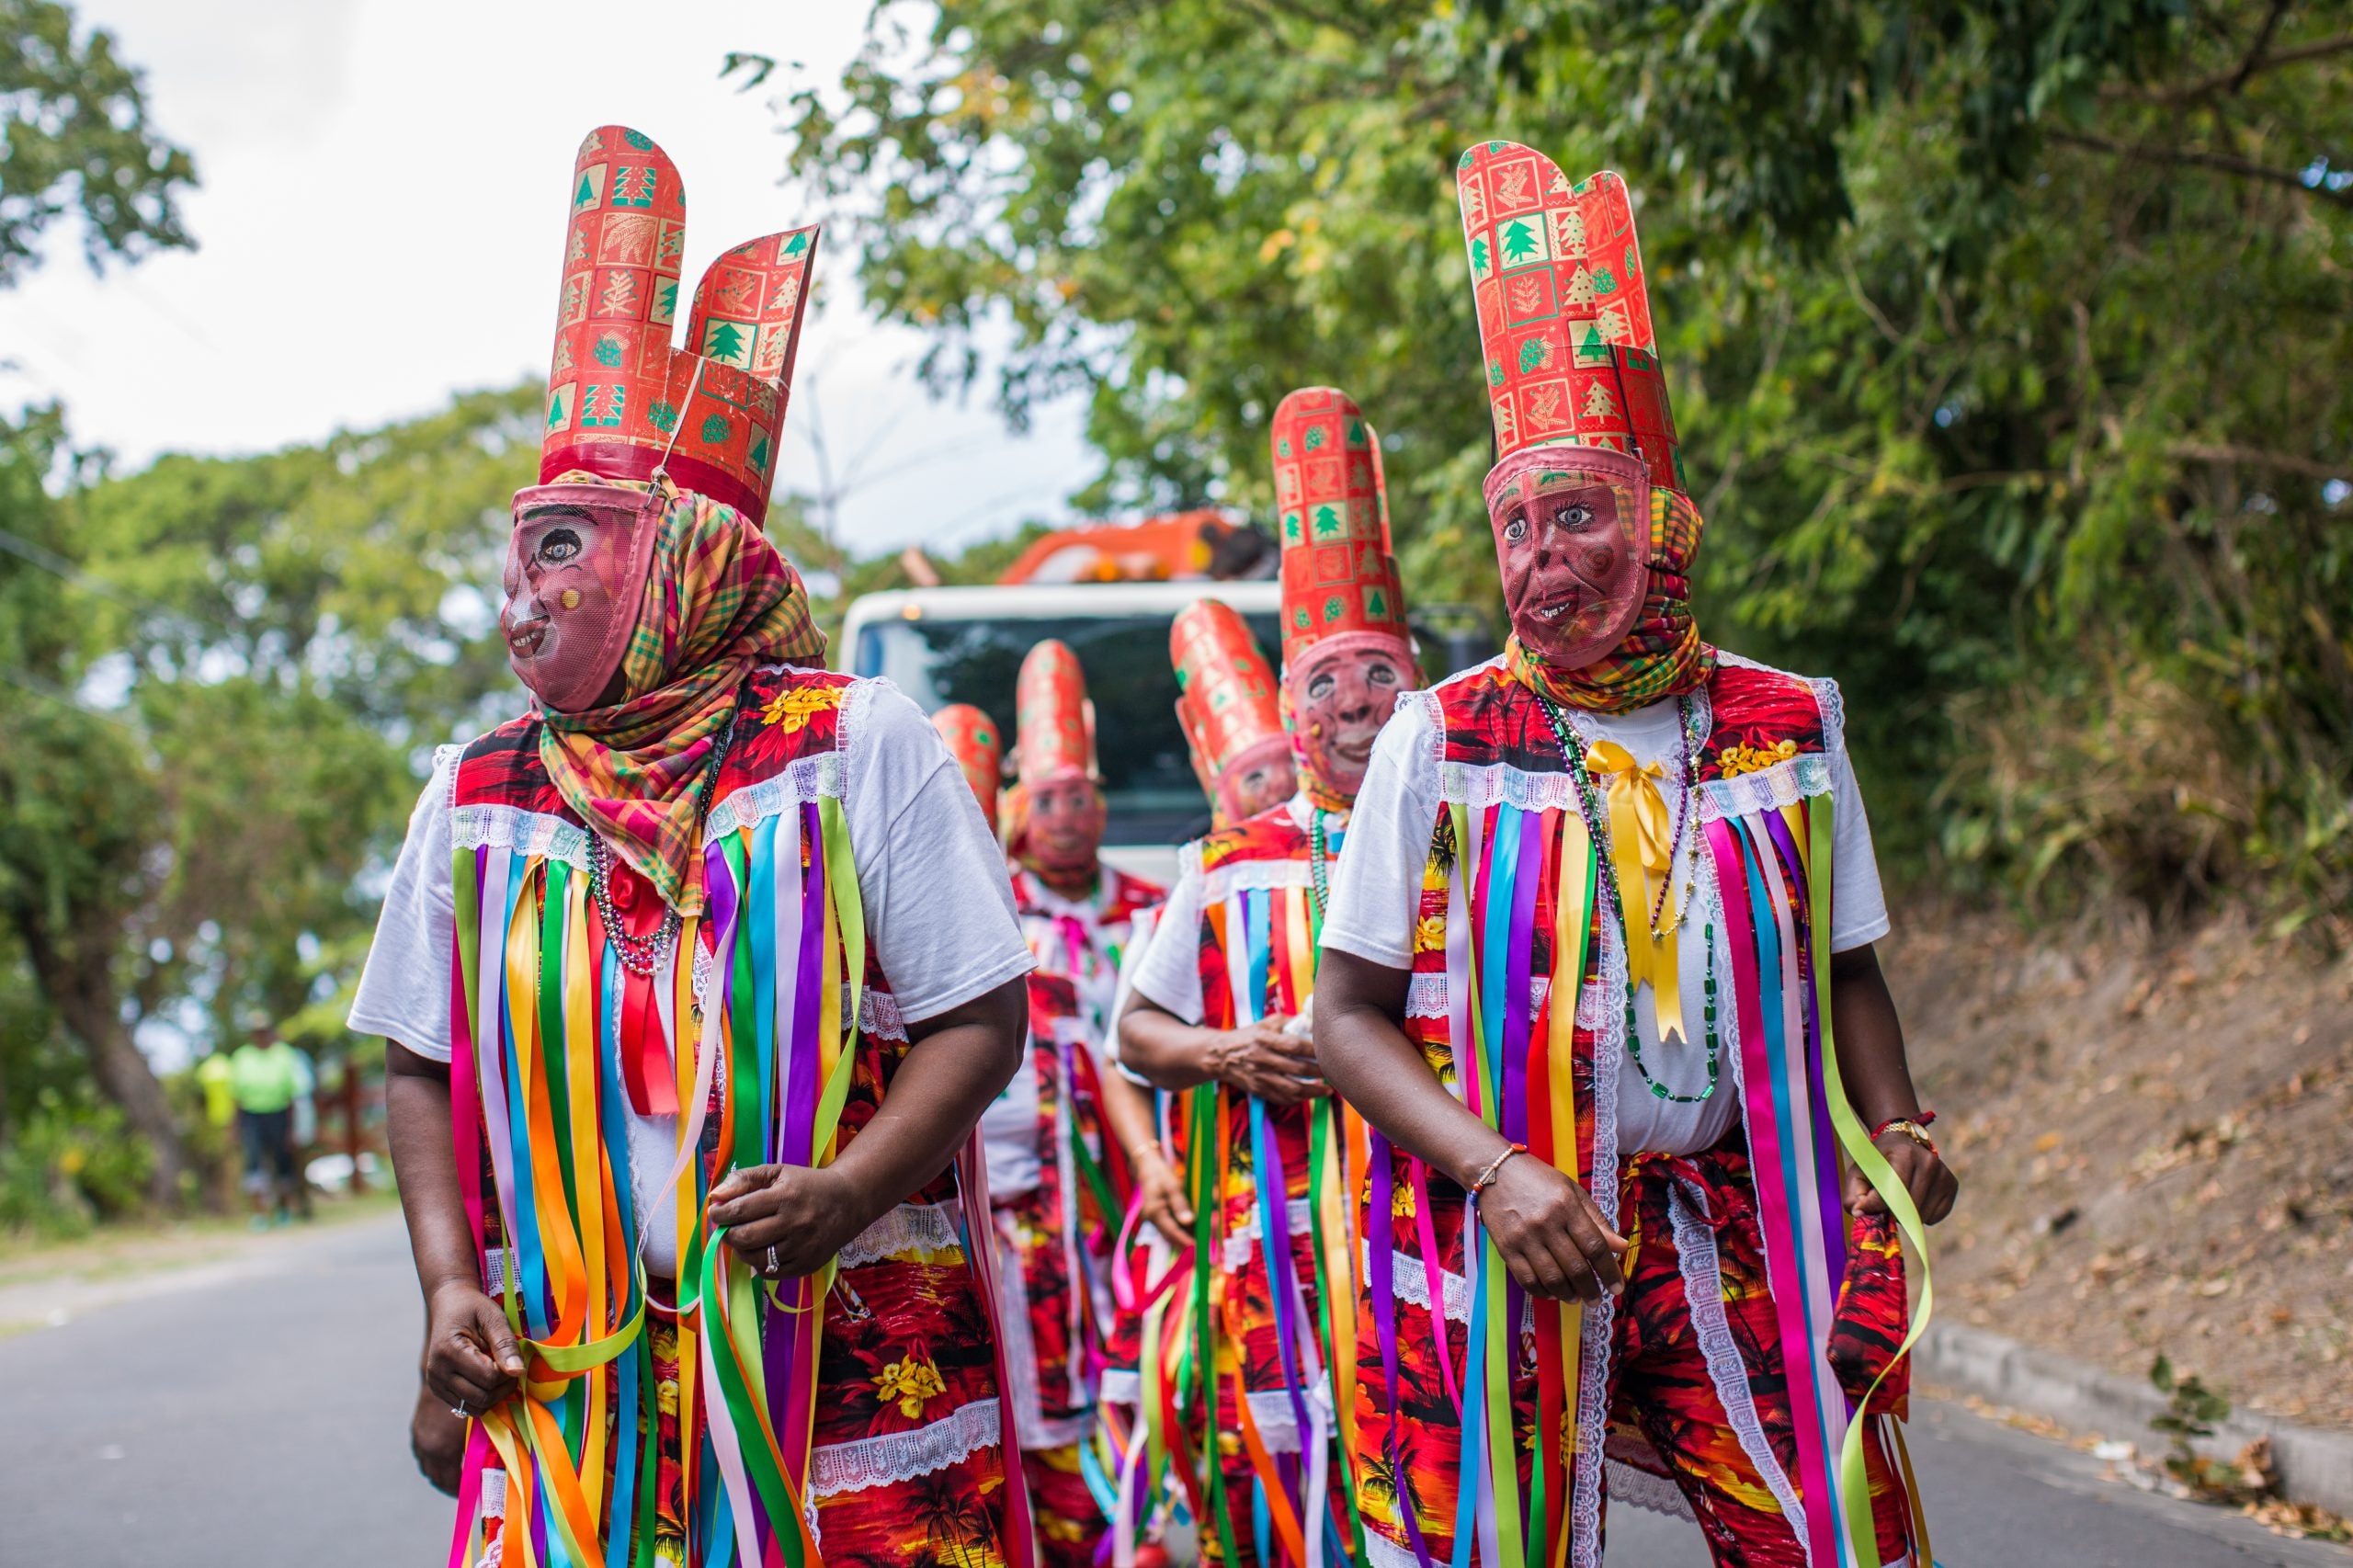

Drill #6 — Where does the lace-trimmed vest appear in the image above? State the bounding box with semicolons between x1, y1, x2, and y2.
1167;801;1356;1487
446;665;1012;1562
1352;653;1904;1568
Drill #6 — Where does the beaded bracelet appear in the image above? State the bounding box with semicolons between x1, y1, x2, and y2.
1469;1142;1527;1195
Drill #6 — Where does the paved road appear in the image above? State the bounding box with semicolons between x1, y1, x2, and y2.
0;1214;2343;1567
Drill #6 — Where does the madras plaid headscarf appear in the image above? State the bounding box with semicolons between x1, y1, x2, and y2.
1506;486;1717;715
536;472;825;914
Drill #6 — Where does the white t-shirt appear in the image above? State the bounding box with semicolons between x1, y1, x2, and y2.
1128;795;1321;1028
1103;904;1163;1075
347;676;1035;1272
1320;669;1890;1159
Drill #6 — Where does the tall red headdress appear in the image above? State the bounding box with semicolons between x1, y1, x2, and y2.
539;125;818;527
1455;146;1682;499
932;703;1004;825
1170;598;1289;805
1268;386;1410;665
1013;640;1097;787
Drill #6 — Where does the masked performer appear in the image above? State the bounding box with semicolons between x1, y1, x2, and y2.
1001;641;1166;1035
1173;598;1299;832
1118;386;1417;1568
964;648;1164;1562
352;126;1038;1568
1314;147;1960;1568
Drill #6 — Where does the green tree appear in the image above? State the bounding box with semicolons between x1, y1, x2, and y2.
777;0;2353;927
1;0;197;284
704;320;751;362
0;387;538;1203
0;0;199;1193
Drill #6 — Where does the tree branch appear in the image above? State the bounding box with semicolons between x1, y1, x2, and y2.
2226;0;2294;96
2167;441;2347;482
2102;30;2353;103
2049;130;2353;209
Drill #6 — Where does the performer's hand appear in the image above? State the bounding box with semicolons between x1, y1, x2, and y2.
410;1382;467;1496
1847;1132;1959;1224
422;1278;526;1416
1204;1017;1326;1105
1477;1153;1627;1303
1131;1144;1197;1245
708;1163;862;1278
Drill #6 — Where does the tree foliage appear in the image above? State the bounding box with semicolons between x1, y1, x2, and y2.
781;0;2353;928
0;0;197;284
0;387;538;1198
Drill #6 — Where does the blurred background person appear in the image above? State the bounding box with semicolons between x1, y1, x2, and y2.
225;1025;304;1228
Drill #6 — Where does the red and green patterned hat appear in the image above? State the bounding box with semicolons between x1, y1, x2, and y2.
931;702;1004;824
1014;640;1097;786
538;125;818;528
1170;597;1289;790
1269;386;1410;665
1455;145;1683;497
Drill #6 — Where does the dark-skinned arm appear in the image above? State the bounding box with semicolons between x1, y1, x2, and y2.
1118;990;1323;1103
708;974;1027;1276
411;1381;466;1494
1829;943;1959;1222
385;1040;527;1417
1314;949;1627;1302
1092;1053;1193;1244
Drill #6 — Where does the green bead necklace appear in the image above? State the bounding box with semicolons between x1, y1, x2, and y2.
1535;691;1721;1104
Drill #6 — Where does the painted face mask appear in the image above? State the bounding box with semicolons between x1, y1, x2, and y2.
1284;631;1413;803
1218;735;1298;823
1024;774;1107;873
1485;445;1652;670
500;482;665;713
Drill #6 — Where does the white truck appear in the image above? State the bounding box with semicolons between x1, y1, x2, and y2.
841;581;1282;882
840;581;1492;882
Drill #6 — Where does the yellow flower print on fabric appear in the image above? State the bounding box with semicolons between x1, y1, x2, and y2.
759;683;841;734
1714;738;1800;778
873;1354;948;1419
1415;915;1448;954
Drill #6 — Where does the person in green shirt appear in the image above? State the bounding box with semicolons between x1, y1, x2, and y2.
193;1051;236;1129
227;1027;304;1227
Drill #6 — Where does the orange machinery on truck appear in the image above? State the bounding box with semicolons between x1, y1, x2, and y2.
850;510;1490;877
991;508;1274;585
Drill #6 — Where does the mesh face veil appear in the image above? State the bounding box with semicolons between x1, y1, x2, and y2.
1483;446;1651;668
502;483;665;713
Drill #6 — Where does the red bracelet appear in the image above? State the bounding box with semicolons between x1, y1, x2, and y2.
1870;1112;1938;1153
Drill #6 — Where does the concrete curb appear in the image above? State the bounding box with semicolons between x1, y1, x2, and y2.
1918;1321;2353;1517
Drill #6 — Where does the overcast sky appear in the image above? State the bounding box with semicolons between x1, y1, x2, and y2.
0;0;1091;554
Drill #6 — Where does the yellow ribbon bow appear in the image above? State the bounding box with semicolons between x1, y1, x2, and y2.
1584;740;1686;1045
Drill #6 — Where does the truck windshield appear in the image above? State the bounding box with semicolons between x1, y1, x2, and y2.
853;609;1286;845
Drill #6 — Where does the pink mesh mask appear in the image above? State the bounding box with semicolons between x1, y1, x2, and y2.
1215;733;1297;823
501;482;665;713
1023;773;1107;874
1284;631;1415;802
1483;444;1653;669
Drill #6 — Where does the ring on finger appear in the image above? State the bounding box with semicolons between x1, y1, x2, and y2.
766;1244;780;1277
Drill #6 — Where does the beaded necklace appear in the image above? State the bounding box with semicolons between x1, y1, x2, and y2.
1534;691;1719;1104
1308;808;1333;922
